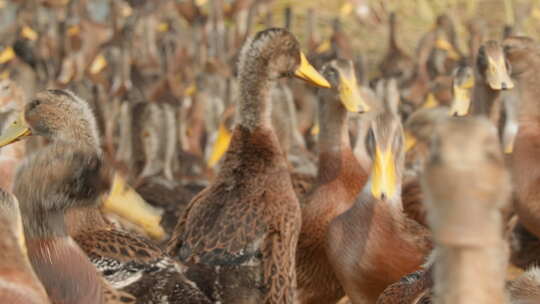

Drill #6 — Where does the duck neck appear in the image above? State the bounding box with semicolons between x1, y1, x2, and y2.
317;97;353;182
389;14;398;50
514;69;540;125
22;210;67;240
472;79;501;120
237;54;273;131
53;130;102;154
434;241;508;304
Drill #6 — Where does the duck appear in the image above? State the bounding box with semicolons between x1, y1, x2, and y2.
471;40;514;121
379;12;415;87
326;80;432;303
0;188;50;303
0;89;211;303
167;28;331;304
449;65;475;116
423;14;463;79
377;116;511;304
504;36;540;250
296;58;371;304
0;78;27;191
422;116;510;303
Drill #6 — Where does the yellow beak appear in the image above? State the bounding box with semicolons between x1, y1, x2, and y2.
486;56;514;90
422;93;439;109
184;83;197;97
450;85;472;116
102;173;165;240
338;74;370;113
0;113;32;147
435;38;460;60
208;124;232;168
504;141;513;154
404;130;417;153
371;147;397;200
294;52;331;88
310;122;320;136
0;46;15;64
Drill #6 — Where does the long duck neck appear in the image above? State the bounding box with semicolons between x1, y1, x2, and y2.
434;243;508;304
432;202;507;304
472;78;501;120
317;97;355;183
514;68;540;126
388;13;398;51
237;52;273;131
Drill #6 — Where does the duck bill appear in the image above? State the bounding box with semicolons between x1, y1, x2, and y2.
435;38;460;60
486;56;514;90
208;124;232;168
0;114;32;147
102;173;165;241
310;122;320;136
450;86;472;116
422;93;439;109
294;52;331;88
184;83;197;97
338;74;370;113
370;147;397;200
404;131;417;153
0;46;15;64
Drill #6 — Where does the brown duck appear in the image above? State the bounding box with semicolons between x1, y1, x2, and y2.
167;28;331;304
326;89;432;303
0;188;50;304
0;89;210;303
296;58;371;304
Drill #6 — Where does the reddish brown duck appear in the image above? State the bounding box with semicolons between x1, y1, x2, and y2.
296;58;371;304
327;87;432;303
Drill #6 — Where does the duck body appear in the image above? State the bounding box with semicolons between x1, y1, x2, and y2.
170;125;300;303
297;148;365;304
505;37;540;241
76;228;211;304
328;191;431;303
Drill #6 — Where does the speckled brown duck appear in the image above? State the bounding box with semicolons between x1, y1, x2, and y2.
167;28;331;304
296;58;371;304
326;85;432;303
0;188;50;304
0;89;211;303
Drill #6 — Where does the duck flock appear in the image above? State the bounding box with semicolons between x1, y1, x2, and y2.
1;0;540;303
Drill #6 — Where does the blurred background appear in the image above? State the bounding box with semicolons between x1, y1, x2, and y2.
0;0;536;182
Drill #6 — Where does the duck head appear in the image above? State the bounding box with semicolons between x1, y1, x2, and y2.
320;58;371;114
366;108;404;202
449;65;475;116
0;89;100;150
476;40;514;90
239;28;330;88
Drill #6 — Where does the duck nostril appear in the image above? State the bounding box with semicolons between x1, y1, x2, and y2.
381;193;386;201
501;82;508;90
